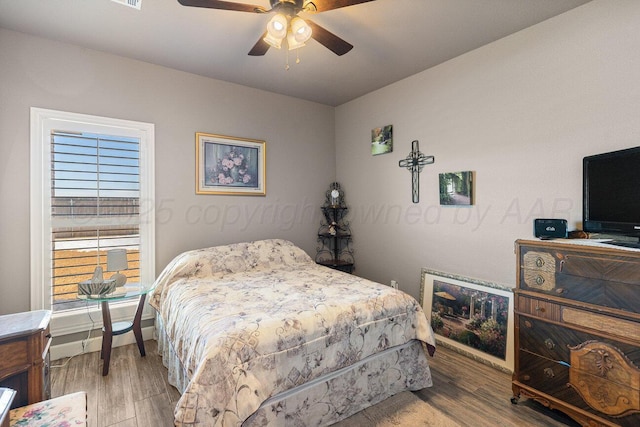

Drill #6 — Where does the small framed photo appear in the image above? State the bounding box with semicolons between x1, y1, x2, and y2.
196;133;266;195
420;269;514;372
439;171;473;205
371;124;393;155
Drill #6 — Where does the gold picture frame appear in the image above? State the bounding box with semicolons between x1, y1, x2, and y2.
420;268;514;373
196;132;266;195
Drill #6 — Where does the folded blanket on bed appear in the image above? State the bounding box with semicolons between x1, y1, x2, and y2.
150;239;436;426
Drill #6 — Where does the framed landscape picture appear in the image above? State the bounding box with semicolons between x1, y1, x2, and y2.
371;124;393;155
439;171;473;205
196;132;266;195
420;269;514;372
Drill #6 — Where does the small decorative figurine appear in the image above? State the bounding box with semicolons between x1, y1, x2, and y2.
91;266;104;284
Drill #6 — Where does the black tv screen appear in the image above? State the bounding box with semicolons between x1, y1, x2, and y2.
583;146;640;243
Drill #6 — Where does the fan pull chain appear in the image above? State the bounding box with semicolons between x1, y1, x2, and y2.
284;49;301;71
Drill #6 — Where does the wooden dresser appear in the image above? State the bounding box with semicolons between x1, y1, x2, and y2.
512;240;640;427
0;310;52;409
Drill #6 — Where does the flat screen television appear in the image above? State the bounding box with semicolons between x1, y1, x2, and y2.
583;146;640;248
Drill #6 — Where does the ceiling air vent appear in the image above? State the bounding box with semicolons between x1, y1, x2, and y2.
110;0;141;10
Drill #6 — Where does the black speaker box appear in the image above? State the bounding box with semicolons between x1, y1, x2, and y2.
534;218;568;239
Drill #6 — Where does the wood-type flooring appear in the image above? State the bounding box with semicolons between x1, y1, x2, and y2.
50;340;580;426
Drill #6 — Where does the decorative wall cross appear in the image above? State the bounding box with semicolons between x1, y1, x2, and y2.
398;140;435;203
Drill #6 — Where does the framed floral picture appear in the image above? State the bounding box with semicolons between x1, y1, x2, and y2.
196;133;266;195
420;269;514;373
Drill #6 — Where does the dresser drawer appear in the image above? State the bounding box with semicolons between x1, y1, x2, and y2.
569;341;640;419
0;340;28;377
517;316;640;366
560;252;640;286
516;350;570;396
516;294;640;344
518;347;640;427
521;250;557;291
518;316;572;361
516;295;562;321
519;245;640;314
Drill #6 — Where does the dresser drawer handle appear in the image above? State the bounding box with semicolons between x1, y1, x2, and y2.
535;305;546;313
544;338;555;350
535;275;545;286
535;257;545;268
544;368;555;378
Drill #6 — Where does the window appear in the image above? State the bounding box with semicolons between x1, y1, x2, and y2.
51;131;141;311
31;108;155;335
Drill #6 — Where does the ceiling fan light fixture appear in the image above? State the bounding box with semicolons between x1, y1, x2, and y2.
178;0;364;58
266;13;287;39
264;13;288;49
264;33;283;49
286;32;306;50
290;17;312;43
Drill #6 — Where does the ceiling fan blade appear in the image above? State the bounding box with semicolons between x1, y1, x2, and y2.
178;0;267;13
305;0;376;13
248;32;271;56
306;20;353;56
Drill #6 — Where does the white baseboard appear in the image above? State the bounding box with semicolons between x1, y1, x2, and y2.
50;325;155;361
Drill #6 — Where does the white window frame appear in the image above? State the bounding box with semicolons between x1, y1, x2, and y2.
30;108;155;336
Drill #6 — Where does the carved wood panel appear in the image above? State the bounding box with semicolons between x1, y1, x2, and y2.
569;341;640;417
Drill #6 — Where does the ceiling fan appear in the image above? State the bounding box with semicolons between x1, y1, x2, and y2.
177;0;377;56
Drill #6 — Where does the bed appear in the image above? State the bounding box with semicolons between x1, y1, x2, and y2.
149;239;436;426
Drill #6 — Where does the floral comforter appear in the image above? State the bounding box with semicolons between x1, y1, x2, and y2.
149;239;436;426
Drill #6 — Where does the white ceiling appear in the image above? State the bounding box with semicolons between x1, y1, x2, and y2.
0;0;592;106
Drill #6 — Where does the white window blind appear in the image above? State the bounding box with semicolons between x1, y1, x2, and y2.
51;131;141;312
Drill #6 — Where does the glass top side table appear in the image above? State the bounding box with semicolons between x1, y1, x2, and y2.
0;388;16;427
79;284;155;376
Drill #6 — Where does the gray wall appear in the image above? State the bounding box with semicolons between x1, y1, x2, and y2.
0;28;335;315
3;0;640;314
335;1;640;299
